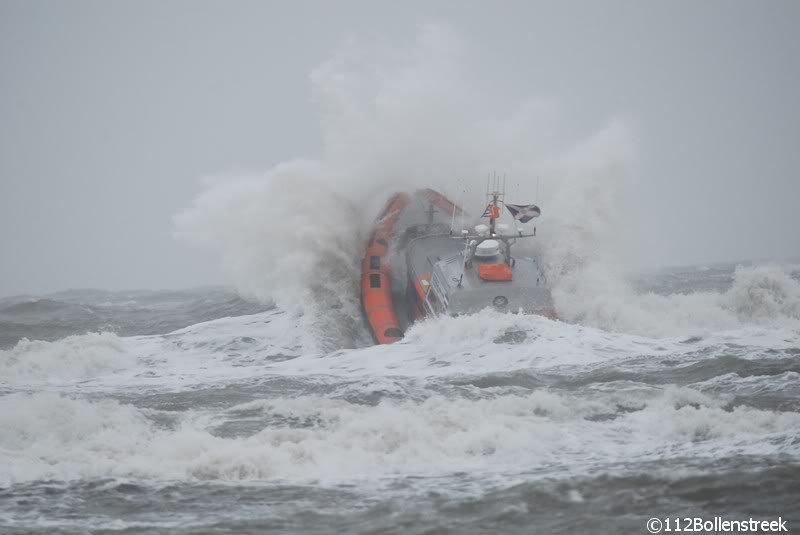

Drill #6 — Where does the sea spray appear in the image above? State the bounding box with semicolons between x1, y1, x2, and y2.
174;24;638;349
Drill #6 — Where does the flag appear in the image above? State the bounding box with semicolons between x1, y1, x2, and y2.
480;204;499;219
505;203;541;223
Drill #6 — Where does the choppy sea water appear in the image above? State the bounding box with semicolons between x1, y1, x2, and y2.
1;263;799;534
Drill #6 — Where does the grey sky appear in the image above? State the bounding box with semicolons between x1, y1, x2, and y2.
1;0;798;296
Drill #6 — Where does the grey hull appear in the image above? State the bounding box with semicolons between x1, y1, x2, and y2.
385;190;555;327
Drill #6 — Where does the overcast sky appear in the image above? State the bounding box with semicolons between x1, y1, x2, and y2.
1;0;798;296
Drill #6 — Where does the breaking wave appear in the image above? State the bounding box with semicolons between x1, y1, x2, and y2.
2;22;799;535
0;333;133;384
173;23;638;349
2;386;797;485
174;162;369;352
172;24;800;346
553;263;800;337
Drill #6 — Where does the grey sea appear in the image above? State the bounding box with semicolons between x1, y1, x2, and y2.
1;262;799;534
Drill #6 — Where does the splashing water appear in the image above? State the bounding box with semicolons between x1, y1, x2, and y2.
2;23;799;534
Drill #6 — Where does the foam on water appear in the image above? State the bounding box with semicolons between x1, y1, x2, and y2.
1;287;798;533
1;23;799;532
0;332;134;384
2;294;798;394
1;383;797;485
554;263;800;337
1;295;798;488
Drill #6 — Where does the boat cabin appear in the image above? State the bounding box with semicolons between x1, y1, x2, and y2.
407;225;552;318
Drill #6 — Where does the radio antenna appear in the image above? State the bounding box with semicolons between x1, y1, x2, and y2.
450;180;463;233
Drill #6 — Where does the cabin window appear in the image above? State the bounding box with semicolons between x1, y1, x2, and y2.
369;274;381;288
376;239;388;246
370;256;380;269
384;328;403;338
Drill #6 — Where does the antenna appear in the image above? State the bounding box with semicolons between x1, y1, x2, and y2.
450;179;463;233
450;194;456;233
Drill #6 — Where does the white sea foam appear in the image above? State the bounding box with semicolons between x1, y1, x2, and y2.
1;299;797;487
3;23;799;497
726;263;800;321
1;386;797;485
2;303;797;394
0;332;134;384
553;263;800;337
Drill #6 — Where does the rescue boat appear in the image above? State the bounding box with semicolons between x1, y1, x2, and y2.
361;183;555;344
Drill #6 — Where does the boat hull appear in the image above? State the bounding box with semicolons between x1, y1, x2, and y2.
361;189;555;344
360;193;409;344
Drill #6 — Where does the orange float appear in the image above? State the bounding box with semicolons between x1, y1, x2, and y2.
478;263;513;281
361;193;410;344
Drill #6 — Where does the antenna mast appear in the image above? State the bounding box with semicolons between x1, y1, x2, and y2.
450;180;464;234
486;173;503;237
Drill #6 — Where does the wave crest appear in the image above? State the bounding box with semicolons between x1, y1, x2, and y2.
0;332;133;384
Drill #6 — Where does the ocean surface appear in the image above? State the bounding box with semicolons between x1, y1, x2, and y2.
1;262;799;534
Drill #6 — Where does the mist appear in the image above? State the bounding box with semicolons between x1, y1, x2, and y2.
1;0;798;297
